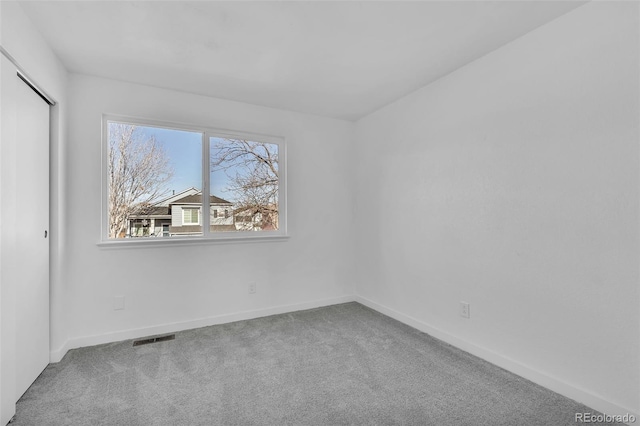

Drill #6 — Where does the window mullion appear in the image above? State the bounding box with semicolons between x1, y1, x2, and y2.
202;132;210;237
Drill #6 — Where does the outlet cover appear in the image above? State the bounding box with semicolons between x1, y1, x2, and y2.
460;302;470;319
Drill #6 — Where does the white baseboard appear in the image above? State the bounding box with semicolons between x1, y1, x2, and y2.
50;295;355;363
355;295;638;423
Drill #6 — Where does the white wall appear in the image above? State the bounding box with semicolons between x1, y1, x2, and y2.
59;74;355;357
0;2;68;424
354;1;639;417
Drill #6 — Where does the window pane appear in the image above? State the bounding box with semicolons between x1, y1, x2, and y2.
210;138;279;232
182;208;199;225
107;122;202;239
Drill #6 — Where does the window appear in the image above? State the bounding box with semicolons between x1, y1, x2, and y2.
102;116;286;244
183;208;199;225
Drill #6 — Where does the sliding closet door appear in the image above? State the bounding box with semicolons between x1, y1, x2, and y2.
14;75;50;399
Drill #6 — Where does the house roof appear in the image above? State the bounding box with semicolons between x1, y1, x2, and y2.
172;194;232;205
129;190;233;220
154;187;200;207
146;206;171;216
129;206;170;218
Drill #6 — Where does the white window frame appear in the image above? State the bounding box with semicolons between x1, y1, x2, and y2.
99;114;288;247
182;208;200;225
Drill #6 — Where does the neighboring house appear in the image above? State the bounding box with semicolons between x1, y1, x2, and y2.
233;204;278;231
128;188;235;237
234;209;262;231
171;193;236;235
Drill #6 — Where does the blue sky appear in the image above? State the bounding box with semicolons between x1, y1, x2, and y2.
147;127;202;194
115;123;278;205
140;126;237;202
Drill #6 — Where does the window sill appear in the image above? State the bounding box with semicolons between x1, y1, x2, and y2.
97;234;290;249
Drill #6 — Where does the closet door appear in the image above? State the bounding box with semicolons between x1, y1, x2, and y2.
14;75;50;399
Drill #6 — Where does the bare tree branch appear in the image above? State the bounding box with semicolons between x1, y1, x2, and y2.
108;123;173;238
211;139;279;230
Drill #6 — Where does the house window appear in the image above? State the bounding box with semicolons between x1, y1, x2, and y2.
102;116;287;244
183;208;199;225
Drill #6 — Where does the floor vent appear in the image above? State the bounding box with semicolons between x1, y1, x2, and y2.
133;334;175;347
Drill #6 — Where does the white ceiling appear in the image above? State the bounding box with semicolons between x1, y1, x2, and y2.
20;1;584;121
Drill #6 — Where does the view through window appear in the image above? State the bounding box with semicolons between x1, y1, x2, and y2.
105;119;282;240
210;137;279;232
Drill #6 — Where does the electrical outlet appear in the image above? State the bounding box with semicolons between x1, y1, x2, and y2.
248;282;257;294
460;302;470;319
113;296;125;310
